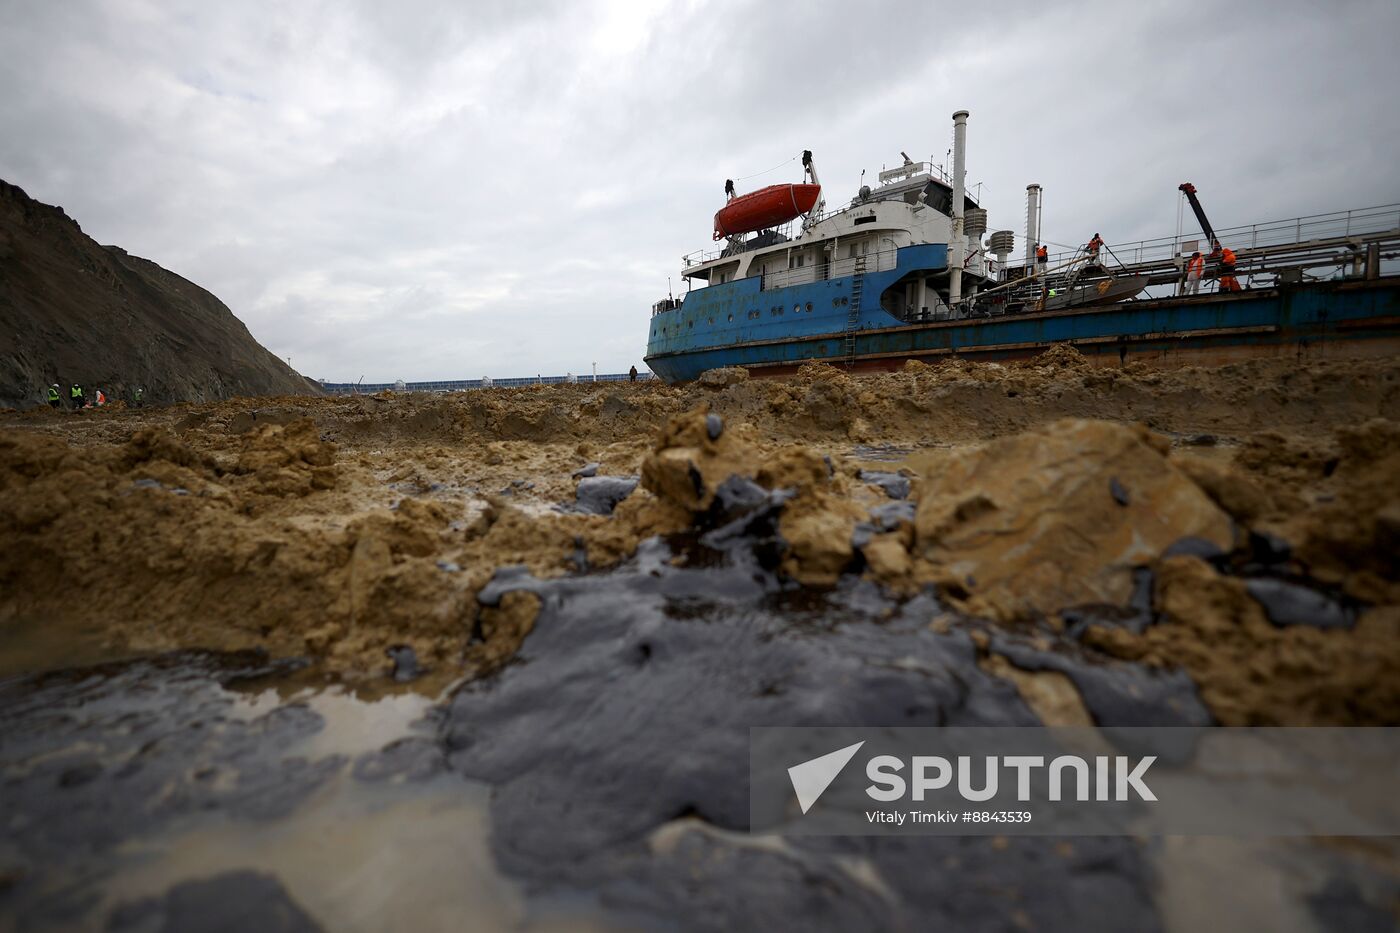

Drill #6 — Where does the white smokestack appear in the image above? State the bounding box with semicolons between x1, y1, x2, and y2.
948;110;969;309
1025;184;1042;272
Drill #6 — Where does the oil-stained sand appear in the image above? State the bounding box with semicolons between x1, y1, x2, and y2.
2;348;1398;929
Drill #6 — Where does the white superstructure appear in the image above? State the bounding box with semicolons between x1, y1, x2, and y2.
678;114;988;322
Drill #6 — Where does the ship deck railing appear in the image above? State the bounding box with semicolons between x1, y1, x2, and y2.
987;207;1400;309
1021;202;1400;276
683;220;802;268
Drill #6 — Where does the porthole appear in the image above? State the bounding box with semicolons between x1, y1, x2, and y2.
793;304;801;314
728;313;734;322
805;302;814;312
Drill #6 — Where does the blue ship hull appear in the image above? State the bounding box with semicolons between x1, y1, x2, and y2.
644;244;1400;381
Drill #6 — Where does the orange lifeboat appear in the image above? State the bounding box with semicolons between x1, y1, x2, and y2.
713;183;822;240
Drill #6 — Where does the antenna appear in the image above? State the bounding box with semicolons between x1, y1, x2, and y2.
667;276;673;300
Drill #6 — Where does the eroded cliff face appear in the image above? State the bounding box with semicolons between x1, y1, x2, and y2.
0;179;318;408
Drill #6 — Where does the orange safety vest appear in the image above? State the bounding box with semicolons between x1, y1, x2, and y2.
1221;247;1237;266
1187;255;1204;275
1036;246;1047;261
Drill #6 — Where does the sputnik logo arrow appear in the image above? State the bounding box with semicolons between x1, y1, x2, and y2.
787;741;865;814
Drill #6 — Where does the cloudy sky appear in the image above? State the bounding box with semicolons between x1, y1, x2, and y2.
3;0;1398;382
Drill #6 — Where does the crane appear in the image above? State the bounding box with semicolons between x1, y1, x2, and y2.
800;149;825;231
1178;182;1217;245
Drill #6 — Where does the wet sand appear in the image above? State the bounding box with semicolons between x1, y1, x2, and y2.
2;348;1398;929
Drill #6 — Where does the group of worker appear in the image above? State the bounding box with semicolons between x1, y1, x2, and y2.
1031;233;1104;274
1032;232;1243;297
1183;240;1242;295
45;383;144;410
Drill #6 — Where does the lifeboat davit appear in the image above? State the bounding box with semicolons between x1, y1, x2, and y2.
713;183;822;240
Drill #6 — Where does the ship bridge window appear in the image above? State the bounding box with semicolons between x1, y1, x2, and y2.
854;215;877;226
921;182;953;216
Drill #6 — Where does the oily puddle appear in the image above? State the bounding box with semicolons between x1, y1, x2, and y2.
0;653;616;932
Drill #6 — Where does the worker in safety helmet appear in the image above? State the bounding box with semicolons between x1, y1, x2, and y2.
47;384;61;409
1184;251;1205;295
1087;233;1104;260
1035;243;1048;273
69;383;84;410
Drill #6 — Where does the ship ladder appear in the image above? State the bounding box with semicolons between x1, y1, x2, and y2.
844;256;866;367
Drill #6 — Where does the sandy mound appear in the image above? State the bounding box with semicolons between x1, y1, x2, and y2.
907;419;1233;617
2;352;1397;724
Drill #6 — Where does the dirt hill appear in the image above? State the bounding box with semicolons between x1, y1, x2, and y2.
0;179;319;409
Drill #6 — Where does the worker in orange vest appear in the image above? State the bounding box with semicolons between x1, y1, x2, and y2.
1218;243;1241;292
1035;243;1048;273
1184;251;1205;295
1086;233;1104;262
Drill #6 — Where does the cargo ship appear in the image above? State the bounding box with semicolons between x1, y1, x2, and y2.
643;111;1400;383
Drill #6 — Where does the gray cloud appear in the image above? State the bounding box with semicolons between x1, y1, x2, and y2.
2;0;1397;381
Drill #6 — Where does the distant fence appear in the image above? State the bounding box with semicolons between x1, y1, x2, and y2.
319;371;656;395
